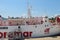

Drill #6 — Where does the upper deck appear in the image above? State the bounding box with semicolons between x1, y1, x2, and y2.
0;15;60;26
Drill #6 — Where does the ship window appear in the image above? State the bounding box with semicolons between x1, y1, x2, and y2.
41;21;43;24
45;20;47;22
45;25;48;27
45;25;46;27
4;21;6;23
47;25;48;26
26;21;29;25
0;27;8;29
35;26;37;28
18;26;20;28
17;23;19;25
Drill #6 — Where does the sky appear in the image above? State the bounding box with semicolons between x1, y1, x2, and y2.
0;0;60;18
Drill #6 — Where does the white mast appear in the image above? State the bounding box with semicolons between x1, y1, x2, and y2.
27;0;32;18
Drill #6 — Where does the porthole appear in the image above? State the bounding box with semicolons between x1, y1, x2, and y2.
35;26;37;28
18;26;20;28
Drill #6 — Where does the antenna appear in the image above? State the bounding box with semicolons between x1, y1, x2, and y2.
27;0;32;18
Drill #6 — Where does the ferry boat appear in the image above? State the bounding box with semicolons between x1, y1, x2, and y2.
0;1;60;40
0;15;60;40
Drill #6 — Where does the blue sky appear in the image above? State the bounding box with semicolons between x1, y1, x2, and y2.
0;0;60;18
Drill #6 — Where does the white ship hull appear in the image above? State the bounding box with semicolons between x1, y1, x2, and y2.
21;25;60;38
0;24;60;38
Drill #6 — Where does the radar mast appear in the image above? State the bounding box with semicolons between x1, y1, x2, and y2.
27;0;32;18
